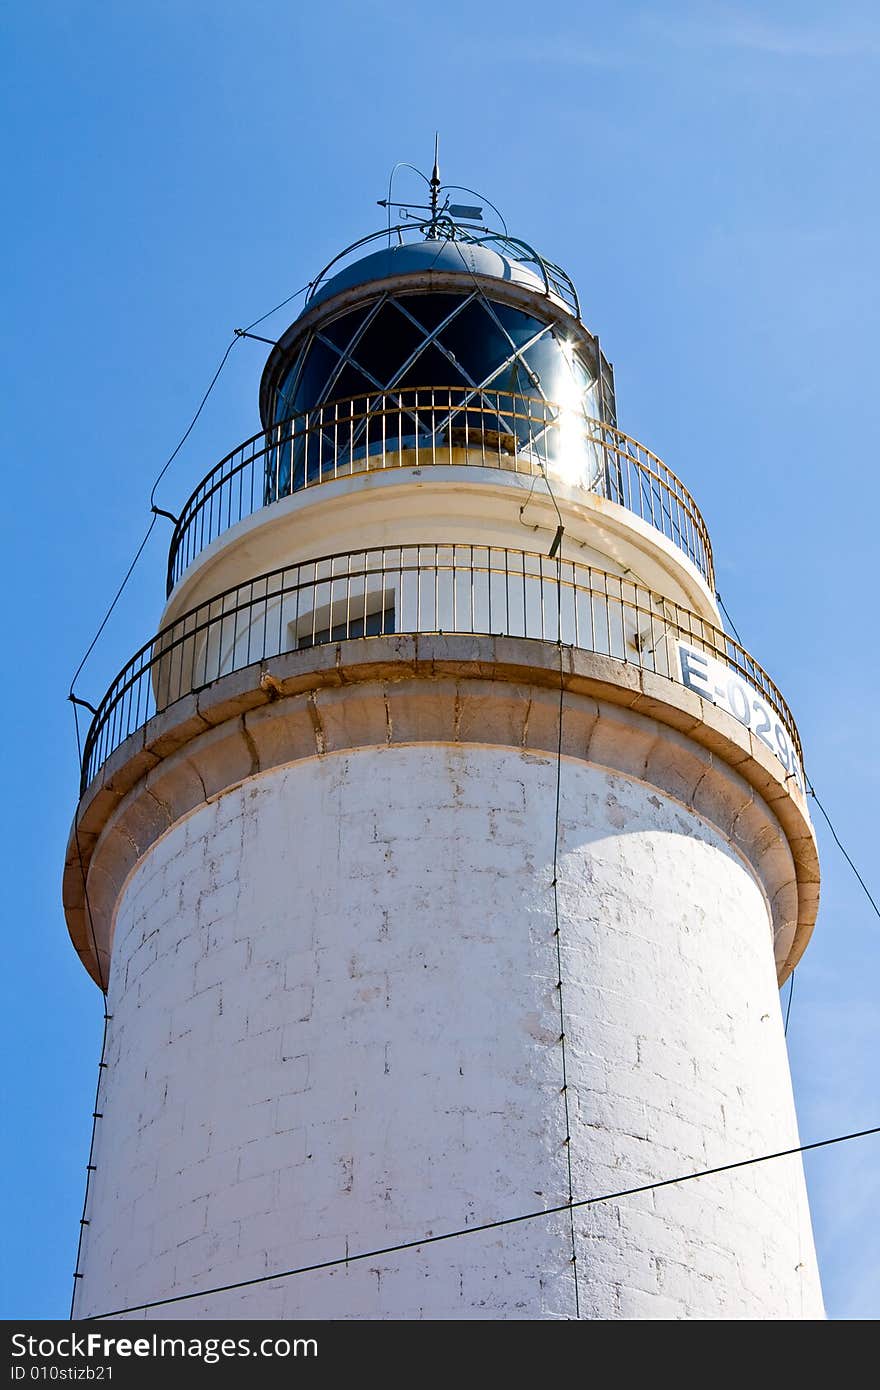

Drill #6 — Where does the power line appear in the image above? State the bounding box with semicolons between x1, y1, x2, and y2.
69;281;311;700
242;282;312;334
68;515;158;698
784;969;795;1037
68;338;235;700
84;1123;880;1320
807;778;880;922
148;338;239;509
69;338;238;698
715;589;744;646
714;591;879;927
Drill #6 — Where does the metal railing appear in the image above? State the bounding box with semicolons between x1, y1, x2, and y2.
303;222;582;319
166;391;714;593
83;544;794;792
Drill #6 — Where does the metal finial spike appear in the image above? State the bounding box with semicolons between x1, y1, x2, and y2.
429;132;441;229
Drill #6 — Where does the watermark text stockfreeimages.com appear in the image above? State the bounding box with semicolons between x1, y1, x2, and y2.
10;1332;317;1368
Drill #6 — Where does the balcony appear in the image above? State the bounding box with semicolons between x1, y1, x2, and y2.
82;543;797;794
165;391;714;594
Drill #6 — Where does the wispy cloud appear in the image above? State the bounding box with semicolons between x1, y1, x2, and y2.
658;7;880;60
494;7;880;69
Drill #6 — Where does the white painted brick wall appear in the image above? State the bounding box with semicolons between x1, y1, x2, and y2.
78;744;823;1319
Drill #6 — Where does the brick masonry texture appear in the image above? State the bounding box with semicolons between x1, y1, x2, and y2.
77;744;823;1320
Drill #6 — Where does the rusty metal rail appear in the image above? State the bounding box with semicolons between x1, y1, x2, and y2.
166;390;714;593
84;544;794;792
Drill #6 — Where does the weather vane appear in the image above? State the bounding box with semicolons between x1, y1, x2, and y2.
377;134;484;238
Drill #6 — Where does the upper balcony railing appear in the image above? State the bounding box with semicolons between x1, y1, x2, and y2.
82;543;798;795
166;390;714;594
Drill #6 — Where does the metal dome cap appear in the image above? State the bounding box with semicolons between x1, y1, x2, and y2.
259;232;613;425
258;153;613;435
306;228;579;315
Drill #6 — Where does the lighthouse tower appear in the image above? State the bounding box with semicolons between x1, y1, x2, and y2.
64;176;823;1320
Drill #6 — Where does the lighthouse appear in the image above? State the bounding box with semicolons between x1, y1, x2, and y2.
64;172;823;1320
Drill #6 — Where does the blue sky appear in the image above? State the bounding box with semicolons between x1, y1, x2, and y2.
1;0;877;1319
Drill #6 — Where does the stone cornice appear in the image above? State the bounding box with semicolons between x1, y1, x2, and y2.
63;635;818;989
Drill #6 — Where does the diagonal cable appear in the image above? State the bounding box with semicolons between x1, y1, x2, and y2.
83;1123;880;1320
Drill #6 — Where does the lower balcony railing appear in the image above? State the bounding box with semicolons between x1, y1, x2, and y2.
82;544;800;795
166;391;714;593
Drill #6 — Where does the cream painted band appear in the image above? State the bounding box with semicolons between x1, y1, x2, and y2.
163;467;719;634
